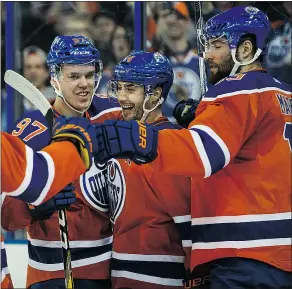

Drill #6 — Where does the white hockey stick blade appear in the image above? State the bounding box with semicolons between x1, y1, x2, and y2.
4;70;54;132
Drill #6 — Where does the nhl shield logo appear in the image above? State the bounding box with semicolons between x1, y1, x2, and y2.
107;159;126;223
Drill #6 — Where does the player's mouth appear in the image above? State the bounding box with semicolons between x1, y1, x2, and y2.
121;104;135;112
76;91;90;98
209;65;218;74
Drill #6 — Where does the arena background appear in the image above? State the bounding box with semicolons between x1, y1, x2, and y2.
1;1;291;287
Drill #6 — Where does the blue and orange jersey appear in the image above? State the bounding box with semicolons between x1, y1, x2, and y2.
1;95;120;288
150;70;292;272
1;132;86;205
106;117;191;289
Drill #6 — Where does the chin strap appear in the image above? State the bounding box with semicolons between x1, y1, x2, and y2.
230;48;263;76
140;96;164;122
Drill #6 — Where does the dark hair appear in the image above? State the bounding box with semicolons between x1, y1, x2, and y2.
237;33;264;63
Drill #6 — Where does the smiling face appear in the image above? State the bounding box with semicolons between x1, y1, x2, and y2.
205;38;234;84
117;81;145;121
56;64;95;112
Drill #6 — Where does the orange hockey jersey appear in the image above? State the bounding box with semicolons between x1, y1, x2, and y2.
1;96;121;288
2;132;86;205
149;70;292;273
1;132;87;289
104;117;191;289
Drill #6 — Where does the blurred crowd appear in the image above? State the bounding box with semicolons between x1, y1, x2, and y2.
0;1;291;208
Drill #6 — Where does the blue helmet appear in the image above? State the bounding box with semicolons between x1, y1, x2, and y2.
47;35;103;113
112;51;174;99
47;35;101;75
204;6;271;53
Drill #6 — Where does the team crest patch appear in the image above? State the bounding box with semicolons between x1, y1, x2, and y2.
126;55;135;63
245;6;259;15
107;159;126;223
80;158;109;211
154;52;165;63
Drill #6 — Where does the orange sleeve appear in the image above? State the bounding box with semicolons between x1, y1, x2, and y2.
1;132;86;205
152;91;260;178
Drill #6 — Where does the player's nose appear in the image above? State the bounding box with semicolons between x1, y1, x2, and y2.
117;89;128;102
78;76;89;88
205;49;214;62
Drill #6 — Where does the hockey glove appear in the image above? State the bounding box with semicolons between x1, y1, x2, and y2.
173;98;200;128
95;120;158;165
52;117;98;170
29;184;76;221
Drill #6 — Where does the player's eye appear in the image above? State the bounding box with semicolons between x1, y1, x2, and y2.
126;87;135;93
69;74;79;80
86;72;95;79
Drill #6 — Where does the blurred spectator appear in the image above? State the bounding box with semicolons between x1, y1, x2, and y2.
151;2;202;122
111;26;132;63
213;2;234;13
22;46;55;111
46;2;99;22
264;2;292;85
97;26;132;95
55;14;93;41
91;10;117;68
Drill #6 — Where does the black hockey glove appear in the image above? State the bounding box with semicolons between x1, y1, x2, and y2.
29;184;76;221
173;98;200;128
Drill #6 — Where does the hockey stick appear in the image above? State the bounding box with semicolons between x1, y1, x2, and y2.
4;70;74;289
192;2;208;99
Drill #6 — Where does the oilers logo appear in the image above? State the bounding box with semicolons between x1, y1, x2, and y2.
80;158;109;212
245;6;259;15
107;159;126;223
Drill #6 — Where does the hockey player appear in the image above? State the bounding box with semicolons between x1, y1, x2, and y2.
1;117;97;289
103;51;191;289
94;6;292;289
1;35;120;289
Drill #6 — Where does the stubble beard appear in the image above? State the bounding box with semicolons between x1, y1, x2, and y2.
208;53;234;84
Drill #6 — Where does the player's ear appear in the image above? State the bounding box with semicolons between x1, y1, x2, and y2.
147;87;162;108
237;39;253;61
153;87;162;101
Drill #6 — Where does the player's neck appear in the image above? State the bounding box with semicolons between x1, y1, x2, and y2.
53;97;83;117
238;62;263;74
145;108;163;124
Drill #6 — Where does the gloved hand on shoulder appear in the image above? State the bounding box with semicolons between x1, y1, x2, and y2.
94;120;158;165
173;98;200;128
52;116;98;170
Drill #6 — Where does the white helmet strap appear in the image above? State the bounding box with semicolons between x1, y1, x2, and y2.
230;48;262;76
140;95;164;122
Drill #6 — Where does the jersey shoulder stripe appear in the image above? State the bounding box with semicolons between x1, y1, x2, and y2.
204;71;292;101
88;95;121;120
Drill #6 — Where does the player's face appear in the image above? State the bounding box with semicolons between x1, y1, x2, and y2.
117;81;145;121
205;38;234;84
58;65;95;111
